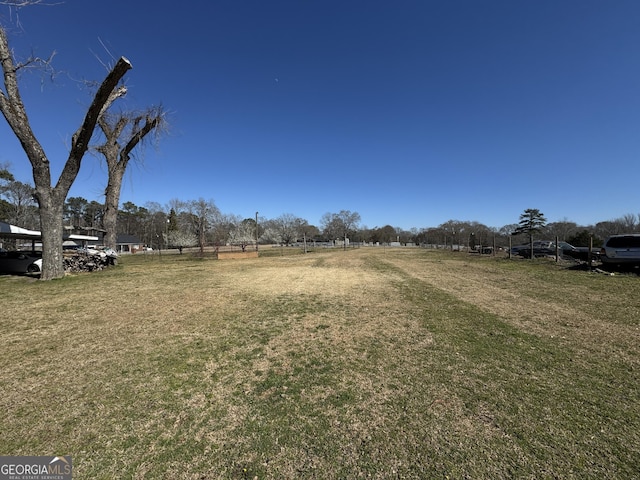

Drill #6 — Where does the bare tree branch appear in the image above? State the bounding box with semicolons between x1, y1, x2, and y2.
1;0;63;29
98;84;127;117
57;56;131;194
0;1;59;5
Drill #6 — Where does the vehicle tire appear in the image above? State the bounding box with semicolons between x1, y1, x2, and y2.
27;263;40;274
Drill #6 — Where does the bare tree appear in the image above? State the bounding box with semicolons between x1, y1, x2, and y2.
321;210;361;248
296;219;318;253
0;25;131;278
498;224;518;247
545;219;579;242
142;201;168;250
162;201;197;254
96;101;167;249
1;178;35;225
185;198;221;254
439;219;469;250
619;213;638;232
272;213;304;246
208;213;237;247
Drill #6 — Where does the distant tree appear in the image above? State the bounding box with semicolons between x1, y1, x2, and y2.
424;226;447;247
513;208;547;258
411;228;429;246
141;202;168;250
297;220;319;252
207;213;238;246
0;21;132;279
619;213;637;232
0;164;10;178
0;199;9;222
438;220;469;250
64;196;88;227
339;210;361;240
133;205;150;243
394;228;413;244
320;213;339;241
118;201;139;235
228;218;258;251
499;224;518;237
167;207;179;232
321;210;360;248
545;219;578;241
466;221;493;248
273;213;304;245
593;214;640;238
163;205;196;253
373;225;396;244
0;148;12;223
1;178;36;226
83;201;104;229
258;218;281;245
113;201;157;245
165;229;197;254
567;230;602;248
0;165;38;227
185;198;220;253
593;221;618;239
0;165;12;185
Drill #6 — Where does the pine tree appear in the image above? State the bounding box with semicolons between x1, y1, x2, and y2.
514;208;547;258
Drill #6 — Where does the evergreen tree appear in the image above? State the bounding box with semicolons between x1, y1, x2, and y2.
514;208;547;258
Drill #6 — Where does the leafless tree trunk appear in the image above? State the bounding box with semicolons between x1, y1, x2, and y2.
97;104;165;249
0;26;131;279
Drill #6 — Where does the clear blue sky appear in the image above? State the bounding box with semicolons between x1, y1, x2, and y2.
1;1;639;230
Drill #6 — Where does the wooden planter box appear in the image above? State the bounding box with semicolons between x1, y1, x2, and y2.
216;250;259;260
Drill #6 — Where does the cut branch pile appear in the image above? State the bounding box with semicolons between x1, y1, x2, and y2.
63;250;117;273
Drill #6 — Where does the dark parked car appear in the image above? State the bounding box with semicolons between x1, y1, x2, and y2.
513;240;561;258
600;234;640;267
0;250;42;275
566;244;600;262
515;240;598;261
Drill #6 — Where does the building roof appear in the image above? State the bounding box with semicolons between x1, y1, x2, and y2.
115;233;142;245
0;221;98;241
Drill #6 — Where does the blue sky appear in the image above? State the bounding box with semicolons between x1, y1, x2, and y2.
1;1;639;230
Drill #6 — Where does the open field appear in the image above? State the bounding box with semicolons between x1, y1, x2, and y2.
1;248;639;479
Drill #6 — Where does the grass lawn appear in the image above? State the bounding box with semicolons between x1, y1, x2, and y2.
1;248;639;479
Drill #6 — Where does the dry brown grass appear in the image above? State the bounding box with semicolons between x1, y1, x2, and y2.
381;250;640;362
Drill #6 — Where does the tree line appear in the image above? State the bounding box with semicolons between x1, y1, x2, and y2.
3;170;639;252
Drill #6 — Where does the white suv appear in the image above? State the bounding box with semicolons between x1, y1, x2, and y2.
600;234;640;267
